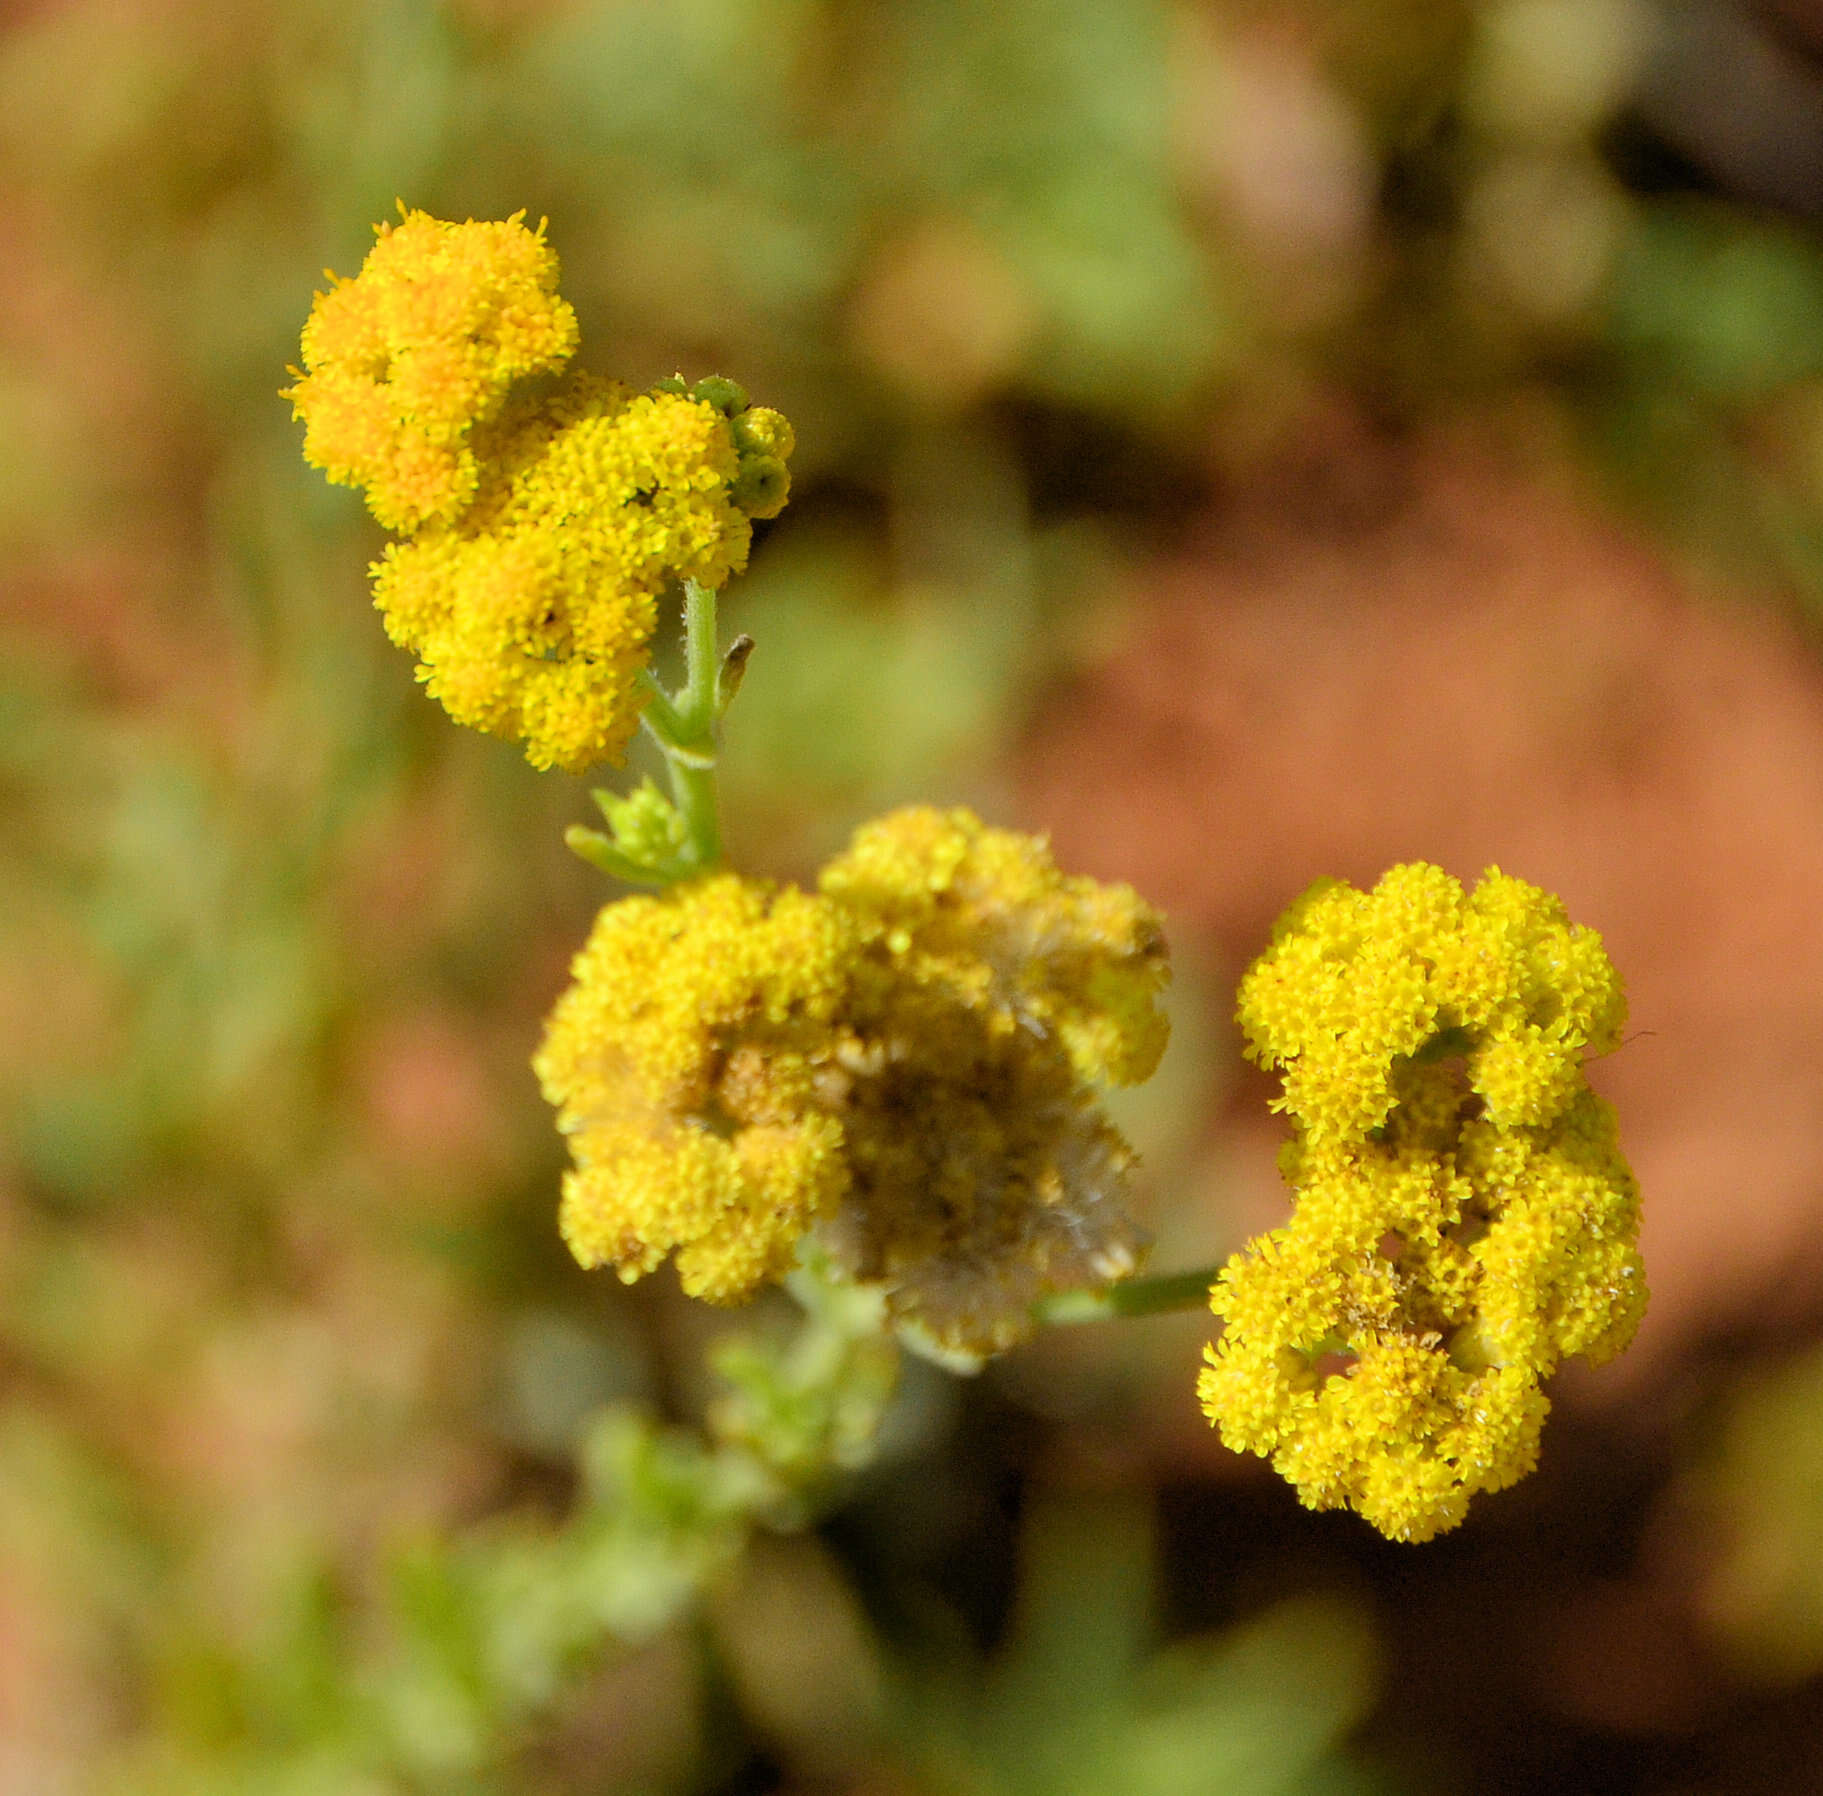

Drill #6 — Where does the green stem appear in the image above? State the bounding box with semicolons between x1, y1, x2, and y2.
666;753;721;871
1030;1266;1220;1327
638;578;724;873
679;578;721;734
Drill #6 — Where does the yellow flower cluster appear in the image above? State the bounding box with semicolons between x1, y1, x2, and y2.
535;875;859;1301
286;210;794;771
535;808;1170;1354
1199;863;1646;1542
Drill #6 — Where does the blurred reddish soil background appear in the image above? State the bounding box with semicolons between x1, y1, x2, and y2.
1022;417;1823;1387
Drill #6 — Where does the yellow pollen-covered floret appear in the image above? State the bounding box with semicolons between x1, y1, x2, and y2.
287;210;796;771
534;874;862;1302
1200;863;1645;1543
371;374;756;770
535;809;1172;1353
287;209;578;534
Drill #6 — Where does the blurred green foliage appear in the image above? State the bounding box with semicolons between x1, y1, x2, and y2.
902;1493;1386;1796
6;0;1823;1787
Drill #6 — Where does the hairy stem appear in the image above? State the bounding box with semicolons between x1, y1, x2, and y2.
639;578;724;873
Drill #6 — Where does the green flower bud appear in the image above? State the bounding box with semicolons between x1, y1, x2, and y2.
730;453;790;519
690;375;749;416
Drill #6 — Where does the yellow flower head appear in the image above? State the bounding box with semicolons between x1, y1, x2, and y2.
1237;861;1628;1142
533;874;862;1303
536;808;1171;1354
1200;863;1645;1542
287;211;796;771
287;209;578;534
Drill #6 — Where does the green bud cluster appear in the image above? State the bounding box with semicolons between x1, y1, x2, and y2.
655;373;795;522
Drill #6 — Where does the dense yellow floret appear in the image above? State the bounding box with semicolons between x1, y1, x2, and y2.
287;209;578;533
287;211;795;771
536;808;1171;1352
1200;863;1645;1543
371;374;756;770
1237;861;1627;1143
534;875;862;1302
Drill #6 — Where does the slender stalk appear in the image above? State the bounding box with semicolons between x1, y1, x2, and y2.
1030;1266;1220;1327
666;753;721;871
637;578;724;873
679;578;721;733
